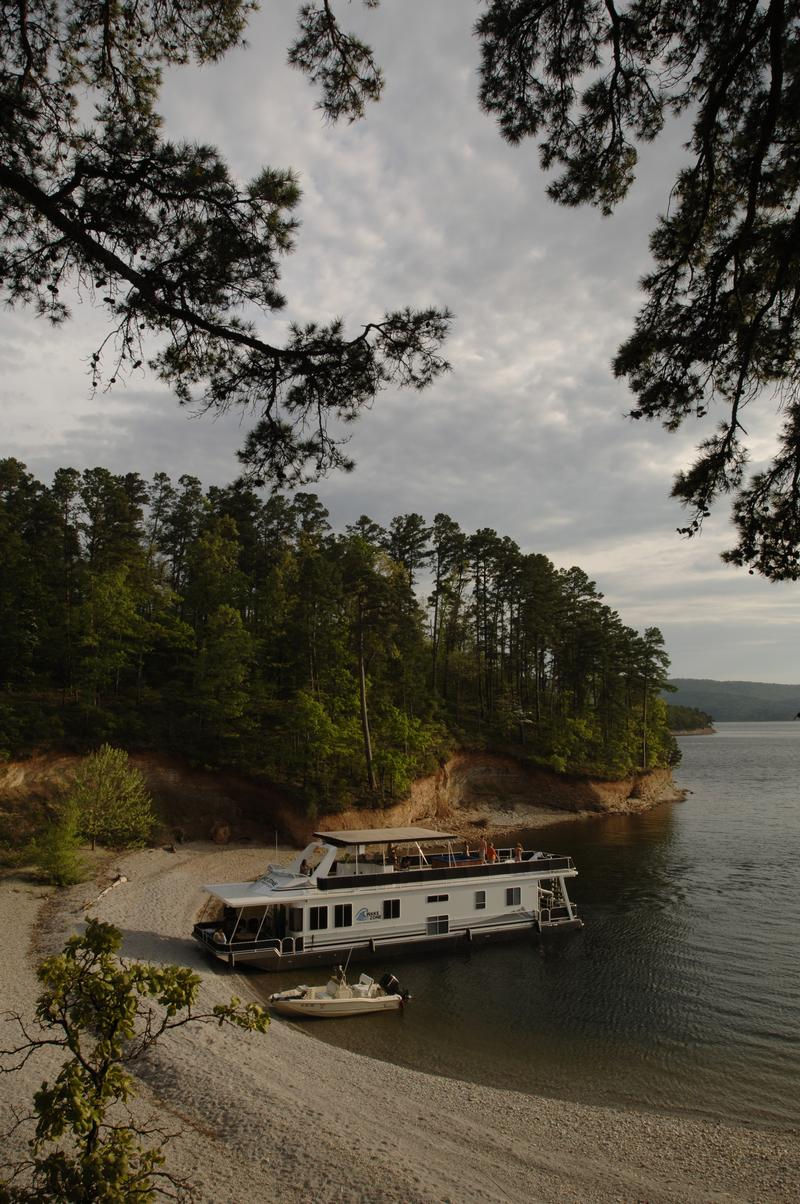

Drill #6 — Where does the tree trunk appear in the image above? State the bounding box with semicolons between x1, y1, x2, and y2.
358;607;377;791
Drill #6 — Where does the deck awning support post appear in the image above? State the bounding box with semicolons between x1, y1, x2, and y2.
254;906;268;943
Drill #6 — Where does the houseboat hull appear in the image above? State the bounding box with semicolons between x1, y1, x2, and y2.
193;911;582;972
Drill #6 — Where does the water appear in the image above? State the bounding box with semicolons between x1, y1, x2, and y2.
261;723;800;1129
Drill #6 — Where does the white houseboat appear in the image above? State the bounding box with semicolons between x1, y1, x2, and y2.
193;826;583;971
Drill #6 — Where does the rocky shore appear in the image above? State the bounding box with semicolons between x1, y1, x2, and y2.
2;843;797;1203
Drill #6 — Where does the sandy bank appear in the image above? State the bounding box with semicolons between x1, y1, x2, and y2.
2;846;797;1203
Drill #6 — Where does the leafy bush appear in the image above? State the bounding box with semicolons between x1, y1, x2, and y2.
0;919;268;1201
29;800;86;886
66;745;156;849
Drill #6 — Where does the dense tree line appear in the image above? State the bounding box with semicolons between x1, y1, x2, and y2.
665;704;714;733
0;458;677;811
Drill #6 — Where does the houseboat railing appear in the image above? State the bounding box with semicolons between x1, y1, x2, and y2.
193;923;291;954
318;854;574;890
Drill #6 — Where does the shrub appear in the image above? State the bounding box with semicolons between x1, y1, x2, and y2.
0;919;268;1201
67;745;156;849
30;800;86;886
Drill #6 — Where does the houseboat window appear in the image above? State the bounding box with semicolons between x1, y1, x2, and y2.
427;915;449;935
334;904;352;928
309;906;328;931
288;907;303;932
506;887;521;906
474;890;486;910
426;894;449;903
383;899;400;919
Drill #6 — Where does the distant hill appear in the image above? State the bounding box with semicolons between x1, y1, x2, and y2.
664;679;800;722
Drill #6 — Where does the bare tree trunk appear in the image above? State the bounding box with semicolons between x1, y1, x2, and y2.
358;606;376;791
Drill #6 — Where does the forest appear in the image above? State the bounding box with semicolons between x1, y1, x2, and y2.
0;458;677;813
665;704;714;733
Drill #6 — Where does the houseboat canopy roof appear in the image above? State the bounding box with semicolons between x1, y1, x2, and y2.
203;880;316;907
313;827;457;847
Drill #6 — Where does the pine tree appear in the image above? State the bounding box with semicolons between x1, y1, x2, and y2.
66;746;155;850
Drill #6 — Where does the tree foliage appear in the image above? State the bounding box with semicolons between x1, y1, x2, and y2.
0;459;677;799
66;745;156;850
666;703;714;732
292;1;800;579
0;0;450;486
29;800;86;887
0;919;268;1202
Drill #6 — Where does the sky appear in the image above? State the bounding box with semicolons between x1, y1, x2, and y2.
2;1;799;683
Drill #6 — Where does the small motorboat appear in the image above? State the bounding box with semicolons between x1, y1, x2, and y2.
269;967;409;1018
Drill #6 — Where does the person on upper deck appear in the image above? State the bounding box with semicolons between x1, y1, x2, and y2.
478;836;487;863
486;842;498;864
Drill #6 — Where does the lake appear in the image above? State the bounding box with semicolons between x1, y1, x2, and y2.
263;723;800;1129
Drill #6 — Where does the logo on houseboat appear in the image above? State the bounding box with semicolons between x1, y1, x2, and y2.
355;907;381;922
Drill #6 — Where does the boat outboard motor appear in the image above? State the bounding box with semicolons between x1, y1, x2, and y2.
380;972;410;1000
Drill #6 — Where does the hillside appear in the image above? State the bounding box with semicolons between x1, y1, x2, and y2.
665;679;800;722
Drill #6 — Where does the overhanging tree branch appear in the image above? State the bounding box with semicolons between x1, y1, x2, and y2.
294;0;800;579
0;0;450;488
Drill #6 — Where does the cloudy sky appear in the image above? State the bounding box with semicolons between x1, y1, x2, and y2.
3;1;799;683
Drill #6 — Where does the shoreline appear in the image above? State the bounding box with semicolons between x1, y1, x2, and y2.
436;784;689;842
2;843;798;1202
311;757;687;847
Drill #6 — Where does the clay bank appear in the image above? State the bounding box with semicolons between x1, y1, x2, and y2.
290;754;684;847
0;751;684;849
130;750;685;846
395;752;679;832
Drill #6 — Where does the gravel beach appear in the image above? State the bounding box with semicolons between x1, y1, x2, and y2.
2;843;798;1203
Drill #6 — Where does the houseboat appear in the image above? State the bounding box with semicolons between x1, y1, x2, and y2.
193;826;583;971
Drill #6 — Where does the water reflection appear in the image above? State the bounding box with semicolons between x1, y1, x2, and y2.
256;724;800;1129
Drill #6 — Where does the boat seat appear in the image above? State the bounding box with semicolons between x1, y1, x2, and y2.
358;973;374;987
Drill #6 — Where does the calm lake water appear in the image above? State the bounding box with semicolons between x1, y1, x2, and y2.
261;723;800;1129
